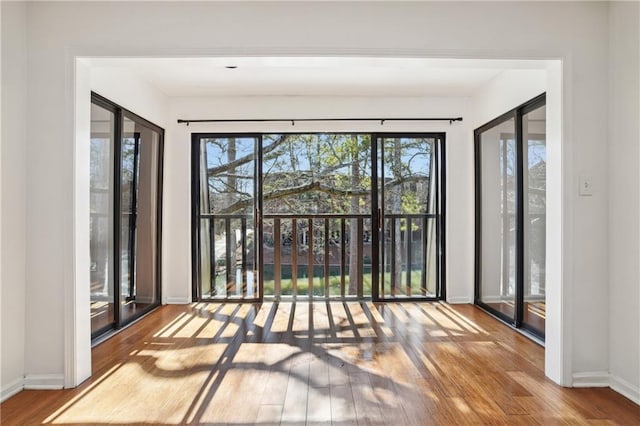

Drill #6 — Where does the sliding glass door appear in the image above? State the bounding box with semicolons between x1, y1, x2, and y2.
90;101;116;335
261;134;373;299
119;113;163;323
193;135;259;300
378;135;444;300
522;103;547;337
90;93;164;339
192;132;444;302
475;115;517;321
475;94;546;340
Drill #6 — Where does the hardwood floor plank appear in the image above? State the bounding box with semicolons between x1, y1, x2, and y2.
2;302;638;426
330;383;357;425
349;372;384;425
306;385;332;423
255;404;282;425
281;351;310;424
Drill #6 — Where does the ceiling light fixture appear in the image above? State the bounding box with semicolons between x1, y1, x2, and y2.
225;65;238;69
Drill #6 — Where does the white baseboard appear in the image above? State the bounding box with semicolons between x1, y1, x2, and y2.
1;377;25;402
23;374;64;390
610;374;640;405
480;295;509;303
572;372;639;405
446;296;473;304
165;296;190;304
572;371;610;387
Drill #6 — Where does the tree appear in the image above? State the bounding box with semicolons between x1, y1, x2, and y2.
200;133;432;296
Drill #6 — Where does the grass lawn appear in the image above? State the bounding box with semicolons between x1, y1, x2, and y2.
262;270;434;297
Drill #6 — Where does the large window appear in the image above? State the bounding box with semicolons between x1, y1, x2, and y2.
475;94;546;340
90;93;164;340
192;133;445;302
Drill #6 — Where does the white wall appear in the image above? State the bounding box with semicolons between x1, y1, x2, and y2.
608;1;640;404
90;66;170;310
472;69;547;129
9;0;619;394
90;67;169;131
1;1;27;402
165;95;473;304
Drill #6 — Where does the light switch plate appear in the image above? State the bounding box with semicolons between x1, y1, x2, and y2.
579;174;593;196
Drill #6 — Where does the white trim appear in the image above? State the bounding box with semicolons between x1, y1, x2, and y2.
544;58;572;387
561;56;573;387
446;296;472;304
479;295;511;303
65;54;92;390
23;374;64;390
1;377;25;402
610;375;640;405
0;0;3;407
637;0;640;412
572;371;610;388
64;49;76;390
572;373;640;405
165;296;191;304
66;46;570;393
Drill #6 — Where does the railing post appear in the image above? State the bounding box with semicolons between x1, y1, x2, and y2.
340;218;346;298
225;217;233;296
391;217;397;297
308;218;313;298
406;217;412;296
380;217;385;299
324;218;330;298
241;216;247;297
292;218;298;297
357;217;364;298
421;216;428;296
209;217;216;297
274;218;281;298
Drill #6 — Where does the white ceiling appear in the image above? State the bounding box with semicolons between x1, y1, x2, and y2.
85;57;548;98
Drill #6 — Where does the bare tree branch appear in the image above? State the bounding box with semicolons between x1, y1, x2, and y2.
207;135;289;177
268;181;371;199
215;173;429;215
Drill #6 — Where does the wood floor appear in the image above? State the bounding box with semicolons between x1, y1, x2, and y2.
2;302;638;425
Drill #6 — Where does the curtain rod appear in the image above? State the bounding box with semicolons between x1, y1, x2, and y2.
177;117;463;126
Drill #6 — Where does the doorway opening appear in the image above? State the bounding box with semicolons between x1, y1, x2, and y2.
191;132;445;302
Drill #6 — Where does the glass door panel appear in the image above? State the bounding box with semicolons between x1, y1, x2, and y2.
379;136;440;299
91;93;164;341
523;105;546;336
120;114;162;322
191;132;443;302
477;117;517;322
196;136;258;299
260;134;372;298
90;102;115;336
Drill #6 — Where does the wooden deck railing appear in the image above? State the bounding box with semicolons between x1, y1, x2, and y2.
198;212;437;300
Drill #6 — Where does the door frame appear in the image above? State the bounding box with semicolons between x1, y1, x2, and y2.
191;133;263;303
191;131;445;302
374;132;446;302
474;93;546;340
